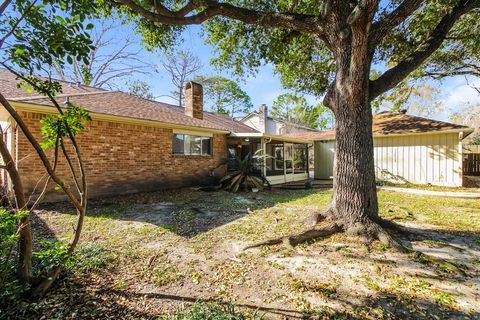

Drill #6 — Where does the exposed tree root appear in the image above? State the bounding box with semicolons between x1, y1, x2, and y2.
367;220;410;253
243;221;341;250
376;216;409;234
409;251;466;276
243;210;466;276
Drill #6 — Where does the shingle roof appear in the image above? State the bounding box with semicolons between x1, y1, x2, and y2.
0;68;258;133
286;112;472;141
0;68;104;98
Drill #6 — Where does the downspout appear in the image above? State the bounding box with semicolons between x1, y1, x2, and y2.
5;117;17;196
459;131;464;187
261;137;266;178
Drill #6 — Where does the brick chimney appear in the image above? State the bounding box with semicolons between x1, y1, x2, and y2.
185;81;203;120
259;104;268;133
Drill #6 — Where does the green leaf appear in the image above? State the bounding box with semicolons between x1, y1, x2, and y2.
55;15;66;25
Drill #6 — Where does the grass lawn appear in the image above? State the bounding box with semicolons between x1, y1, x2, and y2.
8;188;480;319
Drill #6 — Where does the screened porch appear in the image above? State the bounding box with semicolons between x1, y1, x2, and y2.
227;135;311;185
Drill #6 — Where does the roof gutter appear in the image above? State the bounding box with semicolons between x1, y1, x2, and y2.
312;128;475;141
229;132;313;144
7;100;230;134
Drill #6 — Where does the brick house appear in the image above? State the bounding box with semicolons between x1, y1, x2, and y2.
3;69;472;200
0;69;311;200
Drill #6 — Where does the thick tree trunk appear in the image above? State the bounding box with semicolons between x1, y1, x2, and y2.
325;33;380;235
331;97;379;231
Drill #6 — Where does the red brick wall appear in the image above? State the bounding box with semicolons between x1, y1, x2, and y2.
14;111;227;200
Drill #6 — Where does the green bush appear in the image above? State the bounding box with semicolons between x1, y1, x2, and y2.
160;302;263;320
32;240;70;276
0;208;29;301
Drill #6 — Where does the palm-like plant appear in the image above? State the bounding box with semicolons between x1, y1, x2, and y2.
220;150;270;192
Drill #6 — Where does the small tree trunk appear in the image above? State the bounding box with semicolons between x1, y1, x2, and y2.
0;134;32;282
17;216;33;282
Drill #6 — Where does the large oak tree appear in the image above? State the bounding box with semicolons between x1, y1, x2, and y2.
107;0;480;246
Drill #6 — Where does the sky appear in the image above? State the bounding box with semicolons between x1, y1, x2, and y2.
101;22;289;110
92;20;479;122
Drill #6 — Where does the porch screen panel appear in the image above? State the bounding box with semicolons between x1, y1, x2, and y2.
285;144;293;174
266;142;285;176
293;144;308;173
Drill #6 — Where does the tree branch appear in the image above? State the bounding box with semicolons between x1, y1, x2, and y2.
0;0;11;16
111;0;325;34
175;1;198;17
152;0;198;17
424;69;480;79
369;0;425;49
0;0;37;49
370;0;480;99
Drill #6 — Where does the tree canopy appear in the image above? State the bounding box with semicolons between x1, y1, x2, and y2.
272;93;333;129
161;50;202;107
1;0;96;75
52;21;152;89
127;79;155;99
109;0;480;102
194;75;253;118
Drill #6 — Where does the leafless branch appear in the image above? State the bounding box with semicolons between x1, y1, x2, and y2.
465;75;480;94
162;50;202;107
53;21;153;88
0;0;37;49
0;0;11;16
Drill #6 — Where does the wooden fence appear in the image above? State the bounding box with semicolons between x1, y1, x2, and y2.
463;153;480;176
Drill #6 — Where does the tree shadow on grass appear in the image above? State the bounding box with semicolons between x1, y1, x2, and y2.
8;276;477;320
38;188;327;238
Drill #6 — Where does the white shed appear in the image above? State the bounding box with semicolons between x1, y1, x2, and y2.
305;112;473;187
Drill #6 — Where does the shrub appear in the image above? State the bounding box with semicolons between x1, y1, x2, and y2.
32;241;70;276
0;208;29;301
220;150;270;193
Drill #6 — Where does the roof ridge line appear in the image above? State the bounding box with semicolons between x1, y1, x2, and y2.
375;111;470;129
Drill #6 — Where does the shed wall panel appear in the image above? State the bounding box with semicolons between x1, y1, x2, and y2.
314;133;462;186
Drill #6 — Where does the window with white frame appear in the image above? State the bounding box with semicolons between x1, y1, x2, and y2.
172;134;212;156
